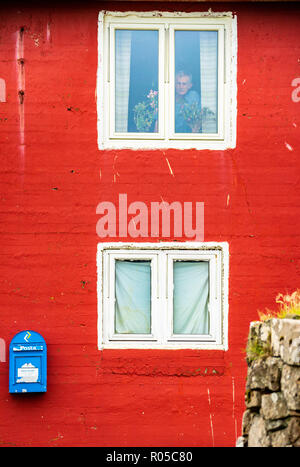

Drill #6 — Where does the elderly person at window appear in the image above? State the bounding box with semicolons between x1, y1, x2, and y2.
175;70;200;133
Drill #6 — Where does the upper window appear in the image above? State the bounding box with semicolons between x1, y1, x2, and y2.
97;11;237;150
97;242;229;349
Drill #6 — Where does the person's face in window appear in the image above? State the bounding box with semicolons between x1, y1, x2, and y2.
175;74;193;97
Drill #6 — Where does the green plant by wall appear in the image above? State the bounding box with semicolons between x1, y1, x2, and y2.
245;332;272;364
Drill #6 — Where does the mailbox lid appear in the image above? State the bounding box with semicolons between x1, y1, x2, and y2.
10;330;47;348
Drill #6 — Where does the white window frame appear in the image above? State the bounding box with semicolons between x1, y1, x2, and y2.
97;242;229;350
97;11;237;151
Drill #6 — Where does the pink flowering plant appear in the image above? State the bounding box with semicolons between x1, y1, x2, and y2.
179;102;215;133
133;90;158;132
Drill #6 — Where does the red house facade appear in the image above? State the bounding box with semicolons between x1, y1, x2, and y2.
0;1;299;447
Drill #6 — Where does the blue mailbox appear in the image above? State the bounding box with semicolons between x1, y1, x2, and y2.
9;331;47;393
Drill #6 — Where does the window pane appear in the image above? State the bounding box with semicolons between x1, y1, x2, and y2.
174;30;218;134
173;261;209;334
115;30;159;133
115;260;151;334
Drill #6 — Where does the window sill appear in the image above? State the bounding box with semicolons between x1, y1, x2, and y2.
98;136;235;151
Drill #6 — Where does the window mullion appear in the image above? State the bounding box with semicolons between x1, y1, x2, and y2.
156;251;167;345
158;25;166;139
164;23;169;84
168;25;175;139
166;253;173;342
107;25;111;83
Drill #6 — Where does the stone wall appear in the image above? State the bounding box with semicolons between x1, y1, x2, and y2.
238;318;300;447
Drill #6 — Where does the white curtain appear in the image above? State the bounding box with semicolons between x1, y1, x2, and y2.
115;260;151;334
199;31;218;133
115;30;131;132
173;261;209;334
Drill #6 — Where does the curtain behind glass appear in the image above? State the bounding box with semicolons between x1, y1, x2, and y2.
115;260;151;334
199;31;218;133
173;261;209;334
115;30;159;133
115;30;132;132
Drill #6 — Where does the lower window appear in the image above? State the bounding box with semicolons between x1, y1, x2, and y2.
97;243;228;349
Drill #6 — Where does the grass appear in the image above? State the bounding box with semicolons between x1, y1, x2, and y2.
257;290;300;322
246;332;272;364
245;290;300;363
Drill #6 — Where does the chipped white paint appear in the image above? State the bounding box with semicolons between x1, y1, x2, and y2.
285;142;293;151
207;388;215;447
232;376;235;417
104;10;235;20
165;157;174;177
113;154;120;178
46;22;51;42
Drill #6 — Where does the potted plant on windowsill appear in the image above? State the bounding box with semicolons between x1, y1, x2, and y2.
133;90;158;132
179;102;215;133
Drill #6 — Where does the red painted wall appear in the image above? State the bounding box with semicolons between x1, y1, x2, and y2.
0;2;300;447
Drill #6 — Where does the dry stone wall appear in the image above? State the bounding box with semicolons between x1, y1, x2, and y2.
238;318;300;447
